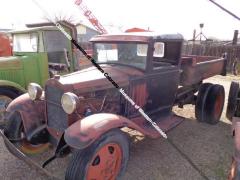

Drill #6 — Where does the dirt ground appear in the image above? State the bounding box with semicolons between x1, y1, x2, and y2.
0;75;238;180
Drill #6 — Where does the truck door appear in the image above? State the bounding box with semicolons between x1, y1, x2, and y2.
145;41;181;115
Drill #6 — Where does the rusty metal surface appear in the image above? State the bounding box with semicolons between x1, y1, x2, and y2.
64;113;184;149
6;94;46;137
180;56;226;86
58;65;143;93
64;113;145;149
131;114;184;138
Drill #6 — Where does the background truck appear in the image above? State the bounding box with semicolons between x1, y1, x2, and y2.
0;21;79;123
1;32;227;179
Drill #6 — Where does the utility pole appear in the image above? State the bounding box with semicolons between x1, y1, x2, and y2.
233;30;238;45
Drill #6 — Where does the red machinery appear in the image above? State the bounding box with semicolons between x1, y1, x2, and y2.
0;33;12;57
74;0;108;34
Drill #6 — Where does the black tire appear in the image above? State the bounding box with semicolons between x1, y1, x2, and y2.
195;83;213;122
227;81;240;120
0;88;19;128
205;84;225;124
65;129;129;180
4;112;49;155
0;88;19;99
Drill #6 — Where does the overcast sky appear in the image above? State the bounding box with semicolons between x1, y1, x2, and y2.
0;0;239;40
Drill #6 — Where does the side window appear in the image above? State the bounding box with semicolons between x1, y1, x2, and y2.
153;42;164;57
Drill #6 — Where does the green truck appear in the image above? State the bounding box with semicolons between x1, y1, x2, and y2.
0;22;79;122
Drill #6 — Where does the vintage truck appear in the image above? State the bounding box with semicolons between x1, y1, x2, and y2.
0;22;79;123
1;32;227;179
226;82;240;179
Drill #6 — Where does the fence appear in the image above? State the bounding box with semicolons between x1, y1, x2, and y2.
183;42;240;72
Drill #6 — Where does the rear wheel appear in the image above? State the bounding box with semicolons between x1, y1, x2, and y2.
195;84;225;124
205;84;225;124
65;129;129;180
0;88;19;127
4;112;49;155
195;83;213;122
227;81;240;120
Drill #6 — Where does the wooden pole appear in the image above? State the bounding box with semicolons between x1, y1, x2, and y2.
232;30;238;45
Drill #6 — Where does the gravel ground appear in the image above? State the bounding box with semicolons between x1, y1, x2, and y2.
0;75;236;180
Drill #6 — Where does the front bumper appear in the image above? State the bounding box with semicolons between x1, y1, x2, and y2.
0;129;59;179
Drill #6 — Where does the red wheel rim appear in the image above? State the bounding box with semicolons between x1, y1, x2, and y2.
214;93;224;119
86;143;122;180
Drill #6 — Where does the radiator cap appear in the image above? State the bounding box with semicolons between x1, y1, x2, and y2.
54;74;60;80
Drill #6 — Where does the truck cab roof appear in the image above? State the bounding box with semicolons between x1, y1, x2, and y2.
90;32;184;43
9;26;58;34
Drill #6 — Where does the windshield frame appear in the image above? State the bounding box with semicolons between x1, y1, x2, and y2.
12;32;39;53
92;41;149;71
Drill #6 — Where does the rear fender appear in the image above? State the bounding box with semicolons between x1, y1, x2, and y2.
64;113;143;149
6;93;45;138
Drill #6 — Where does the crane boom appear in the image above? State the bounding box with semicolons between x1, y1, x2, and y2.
74;0;108;34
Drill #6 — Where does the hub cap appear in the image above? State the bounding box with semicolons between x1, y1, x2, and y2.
87;143;122;180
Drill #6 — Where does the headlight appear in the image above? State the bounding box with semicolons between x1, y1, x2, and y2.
61;92;79;114
28;83;43;100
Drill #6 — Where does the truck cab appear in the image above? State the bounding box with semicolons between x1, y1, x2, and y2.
91;33;183;116
0;24;78;123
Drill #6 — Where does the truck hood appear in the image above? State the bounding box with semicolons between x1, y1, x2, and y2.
0;56;23;70
59;65;144;92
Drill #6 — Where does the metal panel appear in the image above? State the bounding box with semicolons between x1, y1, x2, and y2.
46;86;68;132
0;70;24;84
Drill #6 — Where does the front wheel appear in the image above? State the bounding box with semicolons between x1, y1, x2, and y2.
0;88;19;127
65;129;129;180
4;112;49;155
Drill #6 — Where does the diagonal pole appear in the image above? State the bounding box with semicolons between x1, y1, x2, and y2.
208;0;240;21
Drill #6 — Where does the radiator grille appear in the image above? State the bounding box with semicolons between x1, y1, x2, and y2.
0;70;24;85
46;86;68;132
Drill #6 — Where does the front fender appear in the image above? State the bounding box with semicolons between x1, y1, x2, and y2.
6;93;46;137
64;113;142;150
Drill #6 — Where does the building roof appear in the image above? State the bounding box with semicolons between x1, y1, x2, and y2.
125;27;151;33
75;23;100;33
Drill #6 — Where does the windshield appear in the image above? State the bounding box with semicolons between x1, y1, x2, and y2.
44;31;69;52
13;33;38;52
94;43;148;70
